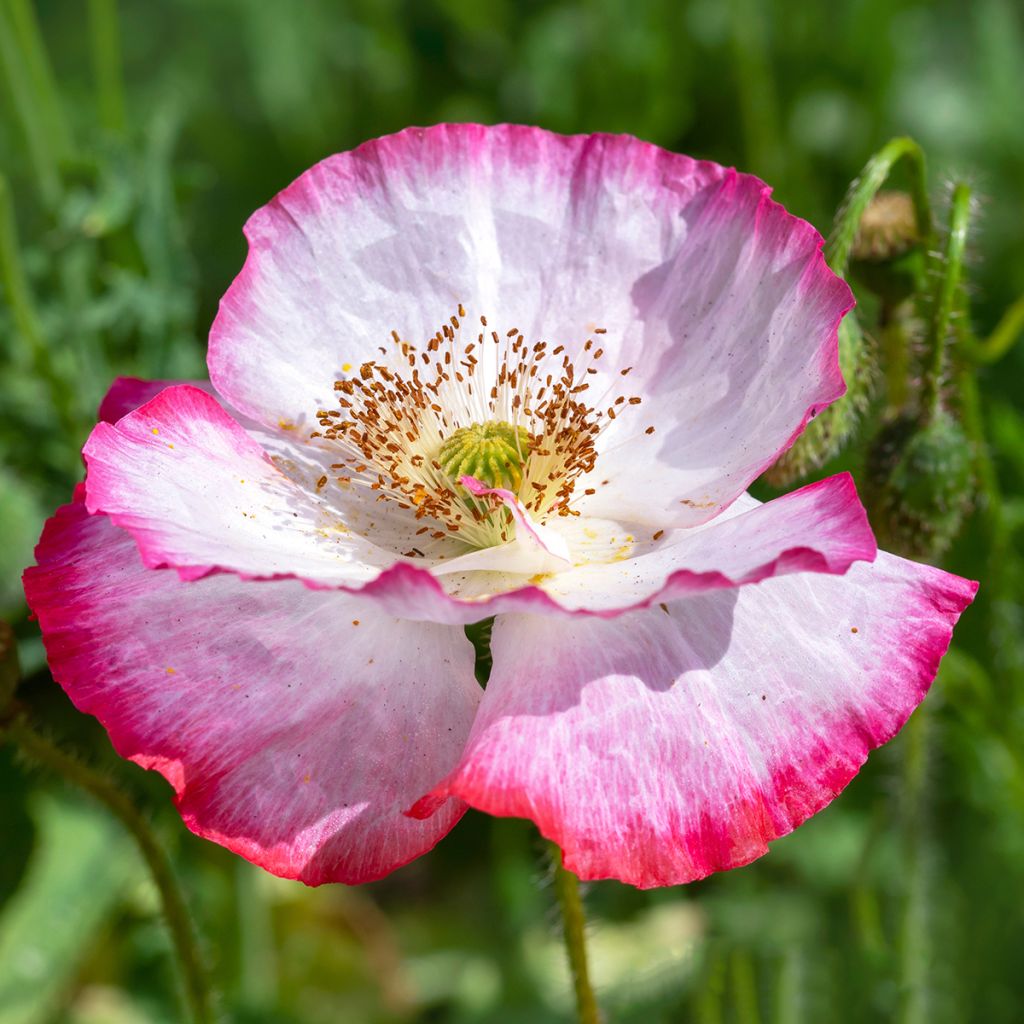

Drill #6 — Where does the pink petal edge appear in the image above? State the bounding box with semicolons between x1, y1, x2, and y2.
410;556;978;887
22;491;479;885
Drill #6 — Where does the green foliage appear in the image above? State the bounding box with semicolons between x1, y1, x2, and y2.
0;795;141;1024
0;1;1022;1022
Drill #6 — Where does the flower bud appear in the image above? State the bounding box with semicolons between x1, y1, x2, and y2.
762;314;875;486
864;409;973;559
849;191;924;306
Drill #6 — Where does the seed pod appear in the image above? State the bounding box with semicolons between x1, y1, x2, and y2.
849;191;925;306
864;408;973;560
763;314;875;486
439;421;531;492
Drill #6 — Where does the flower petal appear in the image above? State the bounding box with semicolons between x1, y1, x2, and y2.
23;497;480;884
83;383;395;583
540;472;875;611
208;124;851;526
98;376;207;424
431;475;571;576
575;168;853;527
410;553;976;887
85;381;878;624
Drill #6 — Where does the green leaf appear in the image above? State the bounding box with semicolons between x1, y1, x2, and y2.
0;463;45;614
0;793;140;1024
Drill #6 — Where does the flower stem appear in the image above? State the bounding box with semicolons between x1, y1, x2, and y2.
0;0;72;209
88;0;127;134
958;291;1024;365
825;136;934;278
4;716;216;1024
550;844;600;1024
922;182;972;421
727;0;783;186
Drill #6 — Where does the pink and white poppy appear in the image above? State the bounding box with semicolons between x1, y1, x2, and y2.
24;125;976;888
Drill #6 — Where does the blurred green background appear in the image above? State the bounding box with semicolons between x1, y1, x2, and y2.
1;0;1023;1021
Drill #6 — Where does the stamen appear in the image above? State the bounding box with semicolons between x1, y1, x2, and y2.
311;307;644;550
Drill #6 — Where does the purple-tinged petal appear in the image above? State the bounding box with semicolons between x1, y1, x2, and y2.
431;476;571;575
83;402;881;622
98;377;211;424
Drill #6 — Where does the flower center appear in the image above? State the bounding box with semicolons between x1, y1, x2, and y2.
438;421;531;492
310;306;646;554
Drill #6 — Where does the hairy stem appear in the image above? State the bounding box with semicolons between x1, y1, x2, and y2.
550;844;600;1024
825;136;934;278
4;717;215;1024
922;182;971;420
958;292;1024;365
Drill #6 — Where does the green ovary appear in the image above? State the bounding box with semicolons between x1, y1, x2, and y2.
438;421;531;492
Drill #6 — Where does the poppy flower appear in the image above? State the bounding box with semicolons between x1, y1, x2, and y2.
23;125;977;888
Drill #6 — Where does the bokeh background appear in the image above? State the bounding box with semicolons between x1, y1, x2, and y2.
2;1;1023;1021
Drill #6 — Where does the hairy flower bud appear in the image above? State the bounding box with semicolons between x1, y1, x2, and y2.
763;315;875;486
864;409;973;559
850;191;924;306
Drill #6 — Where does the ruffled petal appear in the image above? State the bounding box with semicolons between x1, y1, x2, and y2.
22;497;480;885
411;552;976;887
208;124;851;524
574;167;853;527
98;376;206;424
83;378;879;625
431;475;572;576
83;384;396;583
538;473;875;611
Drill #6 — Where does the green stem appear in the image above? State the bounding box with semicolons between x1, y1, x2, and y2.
0;172;82;451
897;708;934;1024
727;0;783;185
550;844;600;1024
879;300;915;414
4;717;215;1024
922;183;971;420
88;0;127;133
0;0;72;208
825;137;934;278
731;949;762;1024
774;946;806;1024
958;292;1024;364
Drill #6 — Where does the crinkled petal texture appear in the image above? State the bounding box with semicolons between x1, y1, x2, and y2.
84;384;399;584
209;124;853;527
82;377;881;623
412;553;977;887
23;495;481;885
